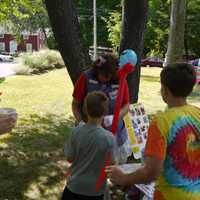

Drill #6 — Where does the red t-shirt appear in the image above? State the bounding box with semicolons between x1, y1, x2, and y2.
73;73;129;105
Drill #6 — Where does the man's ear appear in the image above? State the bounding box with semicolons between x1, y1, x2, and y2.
162;84;169;96
164;86;172;98
163;85;168;95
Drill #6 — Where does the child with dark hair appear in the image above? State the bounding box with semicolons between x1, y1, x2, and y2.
160;63;196;97
106;63;200;200
62;91;116;200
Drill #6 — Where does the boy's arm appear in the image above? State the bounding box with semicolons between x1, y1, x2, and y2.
64;130;76;163
106;156;163;186
106;119;166;186
72;98;82;123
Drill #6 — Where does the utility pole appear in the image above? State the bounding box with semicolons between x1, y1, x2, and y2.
93;0;97;61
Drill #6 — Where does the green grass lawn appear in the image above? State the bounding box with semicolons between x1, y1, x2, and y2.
0;67;199;200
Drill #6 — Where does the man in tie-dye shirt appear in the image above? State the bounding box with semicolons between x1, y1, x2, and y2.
106;63;200;200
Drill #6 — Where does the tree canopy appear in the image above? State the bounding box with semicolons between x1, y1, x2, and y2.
1;0;200;57
105;0;200;58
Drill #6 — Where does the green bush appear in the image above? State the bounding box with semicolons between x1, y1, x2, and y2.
13;49;65;75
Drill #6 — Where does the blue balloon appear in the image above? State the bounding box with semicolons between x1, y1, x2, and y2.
119;49;137;68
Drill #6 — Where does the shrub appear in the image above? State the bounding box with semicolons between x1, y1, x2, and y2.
13;49;65;75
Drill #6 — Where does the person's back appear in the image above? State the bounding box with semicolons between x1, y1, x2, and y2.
66;123;115;196
62;91;116;200
106;63;200;200
151;63;200;200
153;104;200;200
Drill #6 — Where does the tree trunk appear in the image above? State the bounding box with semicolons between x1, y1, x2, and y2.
164;0;186;65
184;1;189;60
45;0;91;84
120;0;148;103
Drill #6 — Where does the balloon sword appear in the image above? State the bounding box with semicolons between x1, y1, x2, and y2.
96;49;138;191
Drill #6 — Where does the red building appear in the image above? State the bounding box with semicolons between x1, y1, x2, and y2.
0;30;44;54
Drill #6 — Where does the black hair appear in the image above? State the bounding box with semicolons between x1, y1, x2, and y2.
92;54;118;81
160;63;196;97
84;91;108;118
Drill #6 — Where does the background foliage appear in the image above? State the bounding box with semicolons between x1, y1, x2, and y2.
13;49;65;75
0;0;199;56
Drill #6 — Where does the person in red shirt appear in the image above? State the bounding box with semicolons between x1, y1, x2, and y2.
72;54;131;163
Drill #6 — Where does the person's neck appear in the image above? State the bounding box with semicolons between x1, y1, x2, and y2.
87;117;102;126
168;98;187;108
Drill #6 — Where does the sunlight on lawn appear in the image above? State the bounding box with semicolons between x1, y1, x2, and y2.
0;69;73;118
139;67;165;113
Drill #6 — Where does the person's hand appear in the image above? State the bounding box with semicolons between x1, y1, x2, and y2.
102;115;113;128
105;165;127;186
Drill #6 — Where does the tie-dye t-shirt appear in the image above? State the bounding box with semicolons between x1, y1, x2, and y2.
145;104;200;200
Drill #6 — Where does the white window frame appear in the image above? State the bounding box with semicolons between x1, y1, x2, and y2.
26;43;32;52
0;42;5;51
9;40;18;53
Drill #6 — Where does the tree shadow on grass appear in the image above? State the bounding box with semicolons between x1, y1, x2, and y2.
0;113;74;200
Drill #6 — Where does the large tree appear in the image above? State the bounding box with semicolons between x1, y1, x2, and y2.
165;0;186;65
45;0;148;102
45;0;91;84
120;0;148;103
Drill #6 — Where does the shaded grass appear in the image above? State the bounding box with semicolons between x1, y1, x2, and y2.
0;113;73;200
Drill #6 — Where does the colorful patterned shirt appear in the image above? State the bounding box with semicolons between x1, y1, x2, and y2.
145;105;200;200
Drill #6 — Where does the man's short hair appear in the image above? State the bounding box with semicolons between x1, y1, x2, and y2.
160;63;196;97
84;91;108;118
